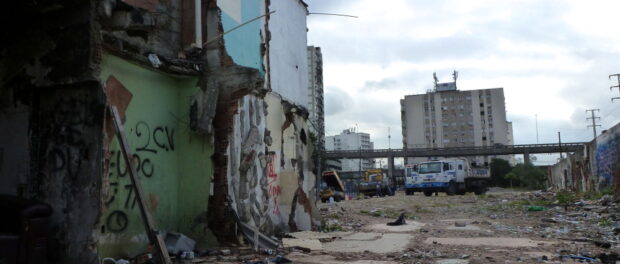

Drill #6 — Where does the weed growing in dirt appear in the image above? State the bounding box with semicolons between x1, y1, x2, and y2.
582;187;614;200
556;191;578;211
598;218;613;227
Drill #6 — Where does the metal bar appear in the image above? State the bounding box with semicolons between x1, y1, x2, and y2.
109;106;172;264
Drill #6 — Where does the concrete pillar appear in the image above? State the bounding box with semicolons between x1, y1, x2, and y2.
524;151;531;165
388;156;395;187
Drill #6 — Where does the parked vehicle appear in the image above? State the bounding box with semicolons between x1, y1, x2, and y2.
404;159;489;196
358;169;394;197
320;171;346;202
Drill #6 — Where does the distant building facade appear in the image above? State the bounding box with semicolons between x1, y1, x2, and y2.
325;129;374;171
400;72;514;165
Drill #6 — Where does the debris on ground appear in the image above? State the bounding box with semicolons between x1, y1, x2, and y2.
386;212;407;226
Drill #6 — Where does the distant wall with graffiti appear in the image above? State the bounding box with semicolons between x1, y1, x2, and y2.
549;122;620;193
97;54;214;257
595;122;620;191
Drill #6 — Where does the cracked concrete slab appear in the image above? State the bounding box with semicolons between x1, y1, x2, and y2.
324;232;413;253
286;253;398;264
424;237;554;247
364;221;425;232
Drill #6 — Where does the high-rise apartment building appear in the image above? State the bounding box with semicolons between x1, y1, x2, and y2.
400;73;513;165
325;129;374;171
307;46;324;149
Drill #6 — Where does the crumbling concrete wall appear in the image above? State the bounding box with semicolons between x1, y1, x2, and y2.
209;0;319;243
595;122;620;191
0;0;105;262
267;0;309;107
227;92;319;235
97;54;214;258
549;122;620;193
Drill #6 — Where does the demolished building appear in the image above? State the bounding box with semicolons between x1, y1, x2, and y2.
0;0;319;262
548;122;620;193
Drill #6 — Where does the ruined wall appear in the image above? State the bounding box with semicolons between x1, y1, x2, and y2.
549;122;620;193
98;54;213;257
33;83;105;262
219;0;318;237
218;0;265;72
0;103;29;195
595;122;620;191
267;0;309;107
227;92;318;235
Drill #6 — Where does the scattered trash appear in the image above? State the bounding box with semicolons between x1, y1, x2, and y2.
387;212;407;226
163;231;196;255
593;240;611;249
597;253;619;264
147;54;162;68
559;255;597;262
527;206;545;211
454;221;467;227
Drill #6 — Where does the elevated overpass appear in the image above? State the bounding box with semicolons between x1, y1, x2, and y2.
323;142;586;180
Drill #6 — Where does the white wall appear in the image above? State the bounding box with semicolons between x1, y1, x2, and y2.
268;0;309;108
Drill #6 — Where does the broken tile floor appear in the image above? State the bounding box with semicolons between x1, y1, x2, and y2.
197;188;620;263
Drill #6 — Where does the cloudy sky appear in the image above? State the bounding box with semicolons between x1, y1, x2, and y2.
305;0;620;164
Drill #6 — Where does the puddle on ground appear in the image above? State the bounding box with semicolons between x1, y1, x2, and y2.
424;237;554;247
364;221;425;232
324;232;413;253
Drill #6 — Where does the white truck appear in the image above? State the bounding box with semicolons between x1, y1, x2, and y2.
404;159;490;196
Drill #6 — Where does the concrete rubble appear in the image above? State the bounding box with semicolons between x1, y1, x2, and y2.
181;188;620;264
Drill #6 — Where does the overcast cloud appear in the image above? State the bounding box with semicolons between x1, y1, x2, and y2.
305;0;620;164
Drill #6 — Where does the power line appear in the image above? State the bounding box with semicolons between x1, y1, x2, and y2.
586;109;601;139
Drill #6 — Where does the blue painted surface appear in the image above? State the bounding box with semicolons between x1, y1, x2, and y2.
220;0;264;73
407;182;449;188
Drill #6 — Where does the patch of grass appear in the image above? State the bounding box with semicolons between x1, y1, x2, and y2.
486;199;552;212
582;187;614;200
556;191;578;211
413;205;432;213
430;203;455;208
508;199;554;207
478;194;496;199
599;218;613;227
323;222;344;232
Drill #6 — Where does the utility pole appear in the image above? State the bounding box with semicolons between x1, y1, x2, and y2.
610;74;620;101
388;127;391;149
586;109;601;139
558;131;563;159
356;124;361;178
535;114;539;144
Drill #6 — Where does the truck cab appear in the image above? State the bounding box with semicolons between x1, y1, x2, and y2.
405;159;487;196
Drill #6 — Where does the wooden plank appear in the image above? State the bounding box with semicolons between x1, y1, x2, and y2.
109;106;172;264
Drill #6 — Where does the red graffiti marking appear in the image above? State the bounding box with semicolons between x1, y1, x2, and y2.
267;153;281;215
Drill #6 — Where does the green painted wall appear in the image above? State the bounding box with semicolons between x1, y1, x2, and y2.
98;54;213;258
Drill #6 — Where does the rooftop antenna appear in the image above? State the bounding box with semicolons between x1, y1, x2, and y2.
453;70;458;82
433;72;438;88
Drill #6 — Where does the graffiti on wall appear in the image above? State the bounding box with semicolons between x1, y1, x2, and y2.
267;152;281;215
104;121;175;232
46;97;100;180
595;132;620;189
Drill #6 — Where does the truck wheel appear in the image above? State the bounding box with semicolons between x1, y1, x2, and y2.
447;182;457;196
423;190;433;197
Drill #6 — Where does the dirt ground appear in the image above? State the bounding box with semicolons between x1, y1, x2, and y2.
284;188;620;264
192;188;620;264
